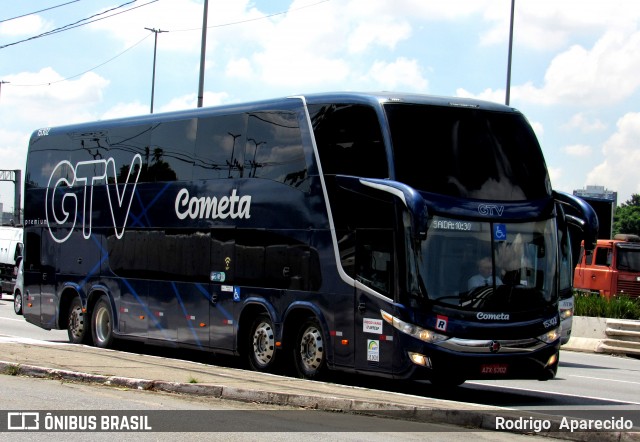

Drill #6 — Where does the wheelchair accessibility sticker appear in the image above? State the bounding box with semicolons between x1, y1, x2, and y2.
494;224;507;241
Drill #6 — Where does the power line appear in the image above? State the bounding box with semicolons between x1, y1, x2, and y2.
3;0;330;88
0;0;80;24
171;0;330;33
0;0;158;50
10;34;152;87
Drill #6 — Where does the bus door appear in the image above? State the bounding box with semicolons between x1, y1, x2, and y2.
353;229;396;373
23;229;57;329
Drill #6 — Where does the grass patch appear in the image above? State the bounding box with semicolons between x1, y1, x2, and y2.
188;376;199;384
574;292;640;319
3;364;21;376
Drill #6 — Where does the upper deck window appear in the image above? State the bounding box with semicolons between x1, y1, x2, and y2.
309;104;388;178
385;104;551;201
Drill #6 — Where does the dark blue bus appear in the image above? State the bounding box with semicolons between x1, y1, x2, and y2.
22;92;597;386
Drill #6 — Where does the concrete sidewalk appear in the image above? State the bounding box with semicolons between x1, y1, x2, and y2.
0;339;638;441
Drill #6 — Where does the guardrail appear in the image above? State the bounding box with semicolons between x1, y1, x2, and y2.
564;316;640;357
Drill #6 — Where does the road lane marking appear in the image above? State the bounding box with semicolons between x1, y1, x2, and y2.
467;382;640;406
0;316;28;322
569;374;640;386
0;336;70;346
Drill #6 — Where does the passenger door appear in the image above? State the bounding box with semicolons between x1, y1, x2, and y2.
353;229;396;374
23;228;57;329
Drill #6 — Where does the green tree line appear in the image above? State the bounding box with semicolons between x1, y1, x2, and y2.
613;194;640;236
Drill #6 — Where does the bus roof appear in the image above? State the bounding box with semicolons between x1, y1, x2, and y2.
30;91;519;141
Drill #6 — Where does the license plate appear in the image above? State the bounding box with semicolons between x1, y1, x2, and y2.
480;363;508;375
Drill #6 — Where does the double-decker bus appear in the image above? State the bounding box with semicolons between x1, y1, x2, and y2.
22;92;597;386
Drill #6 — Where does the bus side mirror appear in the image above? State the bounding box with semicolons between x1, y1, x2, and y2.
355;177;429;241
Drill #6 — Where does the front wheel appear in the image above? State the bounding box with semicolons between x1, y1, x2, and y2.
246;314;278;372
293;318;326;380
67;297;91;344
91;296;114;348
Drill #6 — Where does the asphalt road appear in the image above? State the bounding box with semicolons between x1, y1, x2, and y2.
1;293;640;431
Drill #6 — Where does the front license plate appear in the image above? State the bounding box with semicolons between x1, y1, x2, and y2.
480;363;508;375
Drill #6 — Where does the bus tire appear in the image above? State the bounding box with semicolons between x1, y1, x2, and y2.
247;313;278;372
13;290;22;315
91;295;114;349
67;296;91;345
293;317;326;380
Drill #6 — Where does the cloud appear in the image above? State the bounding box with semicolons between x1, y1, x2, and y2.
368;58;428;91
347;19;412;53
563;113;606;133
586;112;640;201
0;15;50;37
563;144;593;157
1;68;109;126
455;87;504;104
517;30;640;106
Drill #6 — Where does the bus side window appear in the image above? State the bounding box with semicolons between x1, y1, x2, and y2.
195;114;247;180
355;230;393;296
309;104;388;178
244;111;308;188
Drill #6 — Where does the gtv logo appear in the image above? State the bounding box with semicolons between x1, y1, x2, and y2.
478;204;505;216
45;155;142;243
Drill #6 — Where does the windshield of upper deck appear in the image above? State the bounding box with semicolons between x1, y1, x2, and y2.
384;103;552;201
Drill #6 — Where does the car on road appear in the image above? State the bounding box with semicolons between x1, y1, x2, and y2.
13;258;23;315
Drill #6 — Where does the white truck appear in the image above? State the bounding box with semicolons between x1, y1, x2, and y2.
0;226;23;295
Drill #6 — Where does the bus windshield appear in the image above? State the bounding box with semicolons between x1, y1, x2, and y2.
384;103;551;201
405;215;557;312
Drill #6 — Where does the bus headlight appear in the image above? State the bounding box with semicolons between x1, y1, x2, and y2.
537;327;560;344
560;308;573;320
381;310;448;343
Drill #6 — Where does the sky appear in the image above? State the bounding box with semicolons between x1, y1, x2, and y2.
2;0;640;217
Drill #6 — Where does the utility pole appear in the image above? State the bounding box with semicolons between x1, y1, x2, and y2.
197;0;209;108
505;0;515;105
145;27;168;114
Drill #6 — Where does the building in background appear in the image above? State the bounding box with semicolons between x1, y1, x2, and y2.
573;185;617;240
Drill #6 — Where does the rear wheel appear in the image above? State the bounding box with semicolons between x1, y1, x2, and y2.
293;318;326;380
67;297;91;344
91;296;114;348
13;290;22;315
247;314;278;372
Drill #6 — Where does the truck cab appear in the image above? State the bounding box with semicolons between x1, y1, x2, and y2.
0;226;24;295
573;234;640;299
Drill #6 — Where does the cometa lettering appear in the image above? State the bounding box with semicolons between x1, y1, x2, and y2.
175;188;252;220
477;312;510;320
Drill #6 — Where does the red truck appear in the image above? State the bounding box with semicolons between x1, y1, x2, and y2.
573;234;640;299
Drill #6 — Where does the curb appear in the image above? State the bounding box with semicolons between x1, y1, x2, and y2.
2;361;639;440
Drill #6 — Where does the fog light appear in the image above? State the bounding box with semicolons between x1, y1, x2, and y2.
545;352;558;367
408;352;432;368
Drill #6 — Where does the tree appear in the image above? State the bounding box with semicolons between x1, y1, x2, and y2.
613;194;640;236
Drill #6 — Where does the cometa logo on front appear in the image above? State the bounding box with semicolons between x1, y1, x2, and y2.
477;312;510;320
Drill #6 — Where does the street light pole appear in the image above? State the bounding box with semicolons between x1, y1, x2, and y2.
145;27;168;114
197;0;209;108
505;0;515;105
